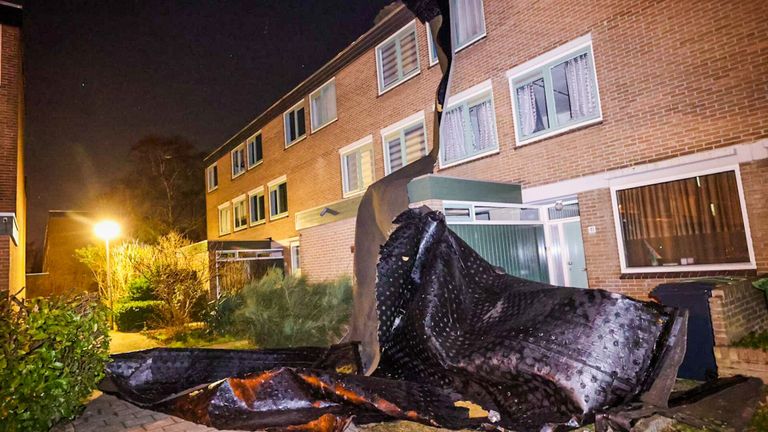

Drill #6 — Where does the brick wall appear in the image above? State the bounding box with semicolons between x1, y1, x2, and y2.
709;279;768;347
714;346;768;383
300;217;356;282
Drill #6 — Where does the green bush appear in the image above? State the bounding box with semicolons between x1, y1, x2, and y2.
114;300;164;332
124;276;155;301
235;268;352;348
204;293;245;337
0;295;109;431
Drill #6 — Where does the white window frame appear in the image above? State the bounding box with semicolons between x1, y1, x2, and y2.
425;24;439;67
506;34;603;147
232;194;248;232
309;77;338;133
283;101;307;148
268;175;289;221
451;0;487;53
246;131;263;169
248;186;266;226
610;165;756;274
380;110;428;175
375;21;421;95
289;240;301;276
439;79;500;168
339;135;375;198
206;163;218;192
217;202;232;236
231;144;246;179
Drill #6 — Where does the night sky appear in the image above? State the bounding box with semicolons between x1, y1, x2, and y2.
23;0;394;245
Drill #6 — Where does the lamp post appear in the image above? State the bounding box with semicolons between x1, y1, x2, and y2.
94;220;120;329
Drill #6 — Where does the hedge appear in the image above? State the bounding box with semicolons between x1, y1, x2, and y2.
0;295;109;431
114;300;164;332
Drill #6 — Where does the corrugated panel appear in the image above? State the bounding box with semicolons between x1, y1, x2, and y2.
449;224;549;283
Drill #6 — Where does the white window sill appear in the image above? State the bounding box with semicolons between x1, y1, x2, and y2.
247;160;263;171
377;70;421;97
439;148;499;170
620;262;756;274
342;188;366;199
234;225;247;232
311;117;338;134
270;213;289;221
207;186;218;193
231;171;246;180
218;232;231;237
285;135;307;149
454;33;487;54
516;117;603;147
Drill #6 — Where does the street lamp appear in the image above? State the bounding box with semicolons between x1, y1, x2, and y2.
94;220;120;329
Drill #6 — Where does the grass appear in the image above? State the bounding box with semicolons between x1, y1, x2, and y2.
109;331;162;354
142;325;255;349
733;330;768;351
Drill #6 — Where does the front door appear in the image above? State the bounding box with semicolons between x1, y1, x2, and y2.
562;220;588;288
545;202;589;288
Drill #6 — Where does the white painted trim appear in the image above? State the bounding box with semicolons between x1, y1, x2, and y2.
230;144;246;179
289;240;301;275
217;202;231;210
609;165;755;274
381;110;428;175
246;131;262;169
451;0;487;53
247;186;264;196
380;110;425;136
283;100;307;148
309;77;338;133
439;148;500;169
514;118;603;147
505;33;593;80
425;24;439;67
232;194;248;232
270;213;289;221
248;187;266;226
376;20;421;96
217;203;232;237
521;139;768;203
338;134;373;154
339;136;375;198
267;174;288;188
444;79;493;106
206;163;218;192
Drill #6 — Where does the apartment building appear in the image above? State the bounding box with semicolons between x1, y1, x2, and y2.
204;0;768;299
0;1;26;301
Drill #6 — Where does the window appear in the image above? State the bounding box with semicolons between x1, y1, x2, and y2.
284;102;306;147
451;0;486;51
247;133;263;168
269;176;288;219
376;22;420;94
290;240;301;275
340;136;375;197
381;112;428;174
509;36;601;145
441;85;498;166
206;164;218;192
614;170;752;272
249;187;266;225
426;24;439;66
310;79;337;132
231;145;246;178
233;195;247;231
218;203;231;236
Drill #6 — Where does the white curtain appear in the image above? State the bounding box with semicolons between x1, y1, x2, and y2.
516;84;538;137
442;106;467;162
454;0;485;47
469;99;495;152
345;153;359;192
564;53;597;119
312;82;336;128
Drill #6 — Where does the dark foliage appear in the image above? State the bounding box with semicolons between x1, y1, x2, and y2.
114;300;164;332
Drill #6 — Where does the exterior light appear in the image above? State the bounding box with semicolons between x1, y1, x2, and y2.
94;220;120;240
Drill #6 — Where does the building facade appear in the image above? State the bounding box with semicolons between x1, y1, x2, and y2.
204;0;768;299
0;1;26;301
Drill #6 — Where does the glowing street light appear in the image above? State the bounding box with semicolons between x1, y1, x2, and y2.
94;220;120;329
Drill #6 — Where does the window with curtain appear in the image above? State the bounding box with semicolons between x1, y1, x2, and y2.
218;204;231;236
441;90;498;165
451;0;486;50
426;24;439;66
249;188;265;225
376;23;420;93
341;143;374;196
231;146;246;177
616;171;751;269
233;197;247;231
206;164;218;192
383;120;427;174
511;45;600;144
310;79;337;131
284;103;306;146
269;180;288;218
247;133;263;168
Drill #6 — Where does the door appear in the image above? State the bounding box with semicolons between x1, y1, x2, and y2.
562;221;588;288
544;201;589;288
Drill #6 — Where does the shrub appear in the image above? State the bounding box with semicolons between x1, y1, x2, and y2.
124;276;155;301
114;300;164;331
0;295;109;431
204;293;245;337
235;268;352;348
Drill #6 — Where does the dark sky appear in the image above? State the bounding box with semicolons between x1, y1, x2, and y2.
23;0;394;245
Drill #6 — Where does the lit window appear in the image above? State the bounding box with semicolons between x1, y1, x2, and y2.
441;87;498;166
451;0;486;51
218;203;231;236
509;36;601;145
206;163;218;192
310;79;337;132
376;22;420;93
249;187;266;225
269;177;288;219
233;196;247;231
381;113;427;175
284;102;306;147
340;137;374;197
246;133;263;168
231;145;246;178
614;170;752;271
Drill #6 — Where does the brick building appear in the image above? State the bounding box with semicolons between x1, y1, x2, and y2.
204;0;768;299
0;1;26;301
